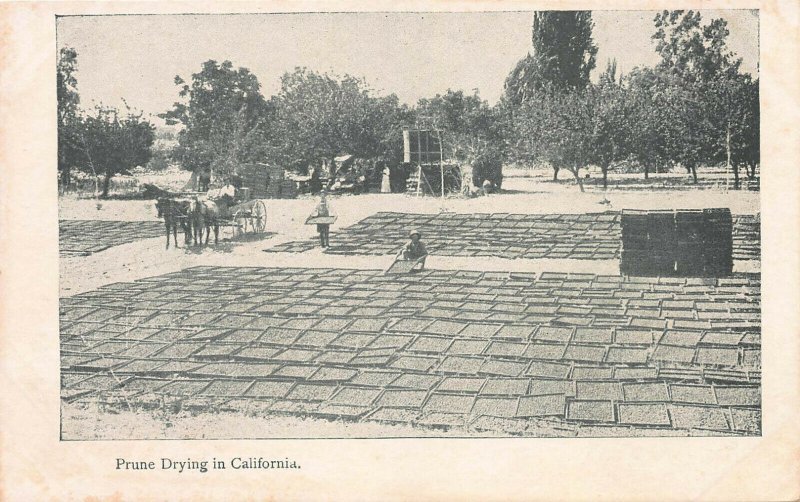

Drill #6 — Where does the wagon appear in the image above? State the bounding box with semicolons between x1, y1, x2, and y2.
206;185;268;239
144;183;268;241
224;197;268;238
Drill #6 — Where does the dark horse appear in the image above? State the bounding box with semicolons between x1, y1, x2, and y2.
155;197;192;249
188;197;223;245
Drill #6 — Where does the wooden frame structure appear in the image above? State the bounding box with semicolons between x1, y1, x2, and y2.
403;127;447;197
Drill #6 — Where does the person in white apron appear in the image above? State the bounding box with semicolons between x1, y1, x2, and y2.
380;165;391;193
311;189;332;247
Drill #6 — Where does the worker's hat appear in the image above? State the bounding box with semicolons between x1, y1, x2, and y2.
409;229;421;238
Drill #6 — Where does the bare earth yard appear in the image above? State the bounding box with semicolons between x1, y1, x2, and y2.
59;173;760;439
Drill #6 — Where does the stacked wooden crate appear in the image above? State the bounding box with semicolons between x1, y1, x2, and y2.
620;209;650;275
702;208;733;276
648;210;677;275
675;210;706;275
620;208;734;277
237;163;298;199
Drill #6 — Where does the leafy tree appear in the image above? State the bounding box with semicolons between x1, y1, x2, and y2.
79;104;155;197
161;60;273;179
415;90;506;187
57;47;82;190
504;11;597;106
735;78;759;180
653;10;742;84
651;10;754;184
704;75;759;187
588;83;636;190
512;90;595;190
624;67;672;179
272;68;411;174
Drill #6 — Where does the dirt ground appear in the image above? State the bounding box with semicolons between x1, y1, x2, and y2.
59;175;760;439
60;176;759;297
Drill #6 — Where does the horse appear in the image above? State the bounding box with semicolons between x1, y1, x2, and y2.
188;197;221;245
155;197;192;249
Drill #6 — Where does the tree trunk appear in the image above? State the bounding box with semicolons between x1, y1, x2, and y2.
690;164;698;184
102;170;112;198
602;165;609;190
572;166;585;193
329;157;337;189
60;165;71;192
732;162;740;190
747;162;757;179
644;163;649;180
553;166;559;181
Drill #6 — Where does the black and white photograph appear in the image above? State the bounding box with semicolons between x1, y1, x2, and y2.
54;9;766;440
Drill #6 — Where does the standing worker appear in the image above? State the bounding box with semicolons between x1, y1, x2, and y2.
311;189;332;248
381;164;391;193
199;166;211;192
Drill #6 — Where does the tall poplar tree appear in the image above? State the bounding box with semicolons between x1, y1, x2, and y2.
504;11;598;106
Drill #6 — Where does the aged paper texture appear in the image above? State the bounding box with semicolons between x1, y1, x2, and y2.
1;0;798;500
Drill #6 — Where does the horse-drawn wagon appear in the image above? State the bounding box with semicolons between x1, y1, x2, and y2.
146;183;268;247
224;196;268;237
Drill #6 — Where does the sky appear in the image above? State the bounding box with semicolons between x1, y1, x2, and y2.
56;10;759;125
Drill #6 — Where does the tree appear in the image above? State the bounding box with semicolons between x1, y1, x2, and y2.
512;90;595;190
624;67;672;179
415;90;506;187
651;10;754;184
504;11;597;106
57;47;82;191
161;60;273;179
588;83;636;190
653;10;742;84
272;68;411;174
79;104;155;197
704;75;759;188
736;78;759;180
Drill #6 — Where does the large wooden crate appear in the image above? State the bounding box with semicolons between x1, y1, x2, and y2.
237;163;298;199
620;208;734;277
620;210;654;275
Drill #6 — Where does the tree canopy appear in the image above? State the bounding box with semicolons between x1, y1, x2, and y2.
504;11;598;106
57;47;82;189
271;67;412;170
58;10;759;197
58;47;156;196
161;60;274;178
80;104;155;196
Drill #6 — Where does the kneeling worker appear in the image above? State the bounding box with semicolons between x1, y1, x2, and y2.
398;229;428;270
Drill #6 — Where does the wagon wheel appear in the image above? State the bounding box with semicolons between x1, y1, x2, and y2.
232;209;247;239
250;200;267;234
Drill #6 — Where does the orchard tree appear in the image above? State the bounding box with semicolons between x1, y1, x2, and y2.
370;93;415;164
705;75;759;187
653;10;742;84
589;82;636;190
57;47;82;190
504;11;597;106
161;60;274;179
272;68;410;173
735;77;759;180
79;104;155;197
651;10;755;183
512;90;595;190
624;67;672;179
